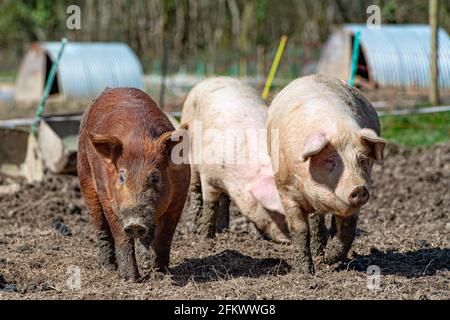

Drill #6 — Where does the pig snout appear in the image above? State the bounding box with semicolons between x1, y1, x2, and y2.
348;185;369;207
120;204;155;239
123;217;148;239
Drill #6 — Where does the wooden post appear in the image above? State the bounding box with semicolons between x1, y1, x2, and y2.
429;0;440;105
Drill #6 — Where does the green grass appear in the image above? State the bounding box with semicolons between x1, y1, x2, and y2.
0;70;15;83
380;111;450;147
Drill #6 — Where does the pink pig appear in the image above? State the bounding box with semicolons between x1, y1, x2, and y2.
267;74;386;273
181;77;289;242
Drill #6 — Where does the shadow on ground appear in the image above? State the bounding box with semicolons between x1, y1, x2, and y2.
342;248;450;278
170;249;291;286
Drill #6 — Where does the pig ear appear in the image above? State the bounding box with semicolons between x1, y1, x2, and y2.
156;131;176;153
299;132;329;162
250;176;284;213
88;132;123;164
156;129;189;167
358;128;386;162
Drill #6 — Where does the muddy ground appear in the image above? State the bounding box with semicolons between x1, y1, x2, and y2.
0;143;448;300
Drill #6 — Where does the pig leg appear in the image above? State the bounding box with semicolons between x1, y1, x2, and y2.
245;204;290;243
280;194;314;274
329;215;337;238
79;176;116;270
324;213;358;264
266;211;291;244
115;237;139;281
216;193;230;233
196;180;220;238
151;214;179;272
92;207;117;271
101;206;139;281
309;213;328;257
135;231;155;272
187;169;203;230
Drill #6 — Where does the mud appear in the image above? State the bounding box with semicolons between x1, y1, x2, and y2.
0;143;448;299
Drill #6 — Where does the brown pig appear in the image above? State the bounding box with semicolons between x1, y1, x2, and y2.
77;88;190;281
267;74;386;273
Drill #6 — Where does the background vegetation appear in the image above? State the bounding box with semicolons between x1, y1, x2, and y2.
1;0;449;76
381;111;450;147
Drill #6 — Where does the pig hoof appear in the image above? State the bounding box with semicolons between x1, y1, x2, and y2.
99;259;117;271
196;224;216;238
310;242;326;258
323;251;346;265
199;230;215;239
323;246;348;264
154;257;170;273
118;270;139;282
155;265;170;274
323;238;351;265
277;238;292;245
196;201;218;238
292;261;315;275
292;254;315;274
117;263;140;282
273;234;291;244
97;251;117;271
268;224;291;244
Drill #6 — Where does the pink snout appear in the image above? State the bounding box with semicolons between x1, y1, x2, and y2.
348;186;369;207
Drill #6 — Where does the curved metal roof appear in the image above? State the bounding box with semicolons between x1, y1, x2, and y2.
42;42;144;100
344;24;450;88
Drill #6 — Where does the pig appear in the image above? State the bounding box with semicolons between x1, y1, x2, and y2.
181;77;289;242
77;87;190;281
267;74;386;273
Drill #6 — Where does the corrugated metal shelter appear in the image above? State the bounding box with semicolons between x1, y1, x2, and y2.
318;24;450;89
14;42;144;102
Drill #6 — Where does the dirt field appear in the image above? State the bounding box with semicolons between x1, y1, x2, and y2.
0;143;448;300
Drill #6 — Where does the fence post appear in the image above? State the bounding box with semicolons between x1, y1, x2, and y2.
262;35;288;100
32;38;67;135
348;31;361;87
430;0;440;105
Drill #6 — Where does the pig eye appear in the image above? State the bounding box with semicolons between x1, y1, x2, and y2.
118;171;126;185
149;172;160;185
324;158;336;172
358;155;369;167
